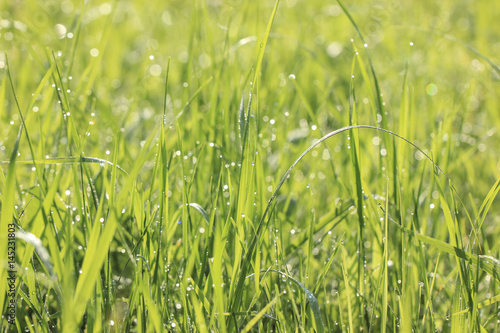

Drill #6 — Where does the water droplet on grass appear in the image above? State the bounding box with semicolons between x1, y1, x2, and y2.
426;83;438;96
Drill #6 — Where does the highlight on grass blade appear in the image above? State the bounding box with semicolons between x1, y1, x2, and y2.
16;232;54;278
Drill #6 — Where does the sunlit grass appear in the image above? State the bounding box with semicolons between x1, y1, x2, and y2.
1;0;500;332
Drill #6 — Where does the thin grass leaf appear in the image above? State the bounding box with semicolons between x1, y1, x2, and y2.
188;203;210;223
71;120;160;328
239;94;246;148
453;293;500;315
381;182;389;333
0;57;25;314
140;276;163;332
240;293;282;333
477;177;500;230
0;156;128;175
312;234;343;295
190;291;209;333
247;269;324;333
233;123;452;319
400;25;500;75
341;246;355;332
229;1;281;320
385;211;500;282
173;76;213;124
251;0;280;88
337;0;387;129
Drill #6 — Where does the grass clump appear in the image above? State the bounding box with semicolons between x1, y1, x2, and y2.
1;0;500;332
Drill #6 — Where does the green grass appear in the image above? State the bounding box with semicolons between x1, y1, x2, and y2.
1;0;500;331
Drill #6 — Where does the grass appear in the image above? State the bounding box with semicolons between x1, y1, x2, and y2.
1;0;500;331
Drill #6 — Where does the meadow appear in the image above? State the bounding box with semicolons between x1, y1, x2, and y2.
0;0;499;331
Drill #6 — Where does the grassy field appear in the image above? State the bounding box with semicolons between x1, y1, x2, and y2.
1;0;500;331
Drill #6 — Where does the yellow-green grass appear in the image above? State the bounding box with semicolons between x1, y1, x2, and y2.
1;0;499;331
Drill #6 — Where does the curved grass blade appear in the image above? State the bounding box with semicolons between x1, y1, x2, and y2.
247;269;324;333
1;156;128;175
